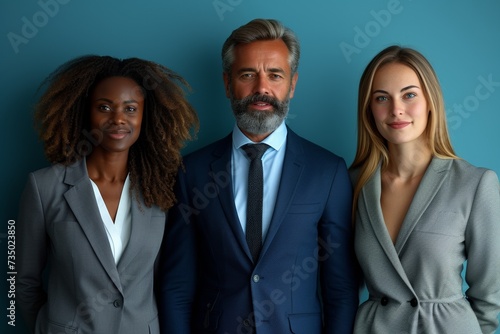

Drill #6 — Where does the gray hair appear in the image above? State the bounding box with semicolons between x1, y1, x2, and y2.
221;18;300;75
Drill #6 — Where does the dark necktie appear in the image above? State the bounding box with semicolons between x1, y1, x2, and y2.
242;143;270;262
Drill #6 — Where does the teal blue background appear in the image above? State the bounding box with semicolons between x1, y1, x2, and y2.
2;0;499;333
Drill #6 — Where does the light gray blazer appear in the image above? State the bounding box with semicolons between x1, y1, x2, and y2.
16;159;165;334
353;158;500;334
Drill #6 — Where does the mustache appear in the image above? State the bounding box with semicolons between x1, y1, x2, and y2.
240;94;281;109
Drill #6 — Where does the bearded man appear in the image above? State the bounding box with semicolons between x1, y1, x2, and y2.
158;18;359;334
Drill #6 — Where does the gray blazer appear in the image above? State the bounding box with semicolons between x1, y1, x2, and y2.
353;158;500;334
16;159;165;334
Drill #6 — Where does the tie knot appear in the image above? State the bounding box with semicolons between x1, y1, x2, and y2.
243;143;270;161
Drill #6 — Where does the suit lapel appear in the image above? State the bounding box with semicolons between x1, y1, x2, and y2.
259;130;304;260
116;195;151;273
63;159;123;293
361;158;453;290
211;135;254;261
394;157;452;253
361;164;414;290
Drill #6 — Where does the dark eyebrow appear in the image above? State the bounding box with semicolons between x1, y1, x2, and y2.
401;85;420;92
372;85;420;95
94;98;113;103
236;67;286;75
237;68;256;74
268;68;286;74
94;98;139;104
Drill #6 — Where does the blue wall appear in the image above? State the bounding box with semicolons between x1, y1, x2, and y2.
2;0;499;333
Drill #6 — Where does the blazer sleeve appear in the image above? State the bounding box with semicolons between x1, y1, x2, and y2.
319;158;359;333
16;173;48;333
158;168;197;334
464;169;500;333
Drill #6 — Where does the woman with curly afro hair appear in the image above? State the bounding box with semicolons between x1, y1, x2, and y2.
16;55;199;334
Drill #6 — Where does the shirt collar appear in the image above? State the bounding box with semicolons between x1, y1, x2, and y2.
232;122;287;152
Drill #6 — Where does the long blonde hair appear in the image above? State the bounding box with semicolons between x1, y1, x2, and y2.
350;45;457;219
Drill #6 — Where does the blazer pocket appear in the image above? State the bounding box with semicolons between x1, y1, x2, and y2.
194;289;221;331
288;312;322;334
415;210;465;237
287;203;321;214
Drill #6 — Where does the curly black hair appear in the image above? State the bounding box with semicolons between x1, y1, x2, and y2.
35;55;199;210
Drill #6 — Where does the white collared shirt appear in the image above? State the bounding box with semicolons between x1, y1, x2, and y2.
232;122;287;241
90;175;132;264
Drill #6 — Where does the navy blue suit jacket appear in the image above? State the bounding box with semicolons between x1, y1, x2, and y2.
159;128;358;334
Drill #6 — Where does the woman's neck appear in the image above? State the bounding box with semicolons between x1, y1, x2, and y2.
86;149;129;182
385;142;432;181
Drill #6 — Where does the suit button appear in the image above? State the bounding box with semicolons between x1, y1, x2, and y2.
243;319;251;327
410;298;418;307
113;300;122;308
380;297;388;306
252;274;260;283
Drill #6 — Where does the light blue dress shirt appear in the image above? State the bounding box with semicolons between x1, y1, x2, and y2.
231;122;287;241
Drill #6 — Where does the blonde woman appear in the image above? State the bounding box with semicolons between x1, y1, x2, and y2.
350;45;500;333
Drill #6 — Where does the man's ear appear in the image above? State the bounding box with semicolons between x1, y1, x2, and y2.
289;72;298;99
223;72;231;98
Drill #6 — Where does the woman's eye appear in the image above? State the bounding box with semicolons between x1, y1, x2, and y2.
99;105;111;111
375;96;388;102
405;92;416;99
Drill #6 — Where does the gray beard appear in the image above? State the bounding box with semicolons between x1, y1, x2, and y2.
230;93;290;135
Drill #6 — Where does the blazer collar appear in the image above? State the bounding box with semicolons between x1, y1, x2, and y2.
394;157;452;252
361;157;452;287
362;164;404;277
211;134;254;260
210;129;306;264
116;193;154;273
259;128;304;261
62;159;123;293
